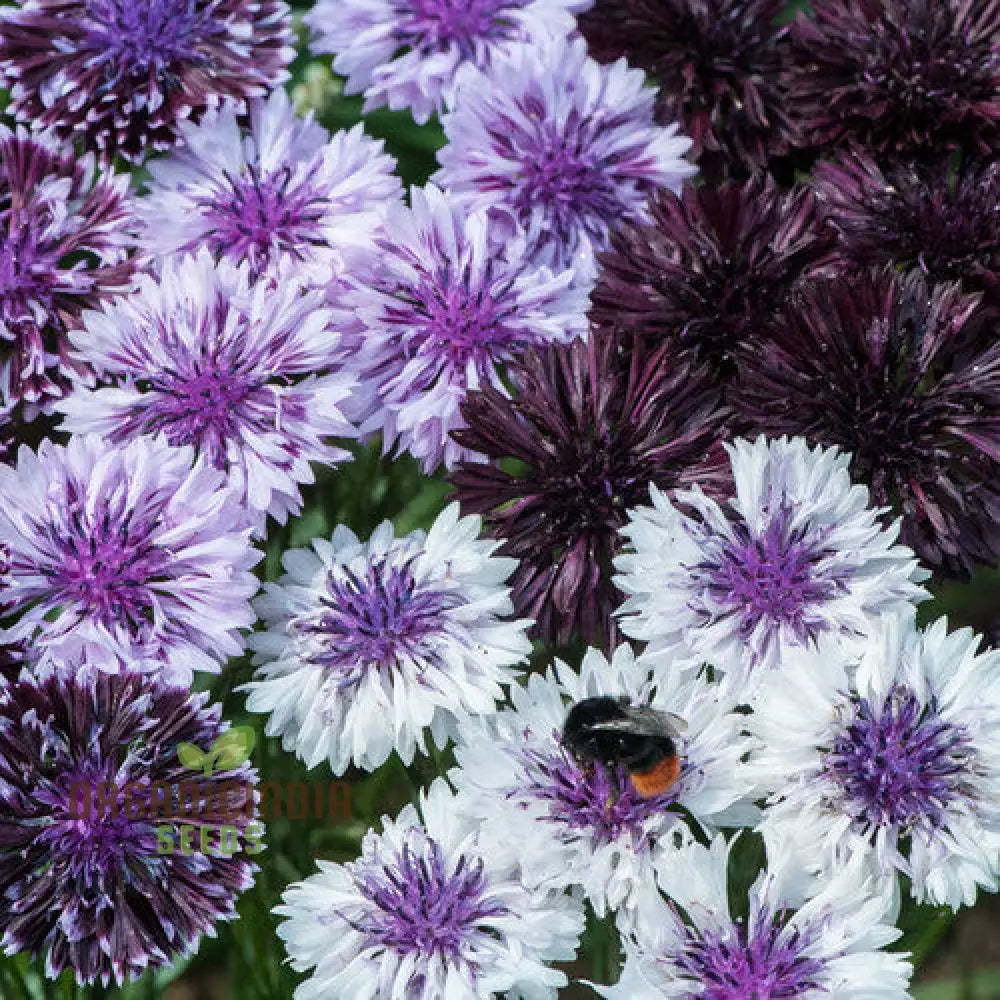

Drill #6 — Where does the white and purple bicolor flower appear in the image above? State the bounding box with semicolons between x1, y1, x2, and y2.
277;778;583;1000
450;643;757;934
751;613;1000;909
615;436;929;686
137;89;402;287
435;32;696;279
0;433;260;684
596;835;911;1000
334;183;588;473
56;250;359;526
305;0;587;124
242;503;532;774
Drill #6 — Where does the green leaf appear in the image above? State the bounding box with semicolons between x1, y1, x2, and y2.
176;743;206;771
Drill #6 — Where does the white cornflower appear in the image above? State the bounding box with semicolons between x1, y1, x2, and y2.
450;644;755;933
750;613;1000;908
242;503;531;772
277;779;584;1000
595;835;911;1000
615;436;928;684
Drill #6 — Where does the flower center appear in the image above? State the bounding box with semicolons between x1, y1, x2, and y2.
511;123;617;237
395;267;527;378
674;907;825;1000
49;512;167;638
0;227;58;324
400;0;527;52
824;685;975;830
133;363;257;465
35;760;155;882
84;0;206;76
203;166;323;276
544;441;642;546
294;555;458;686
696;505;840;642
349;838;507;959
522;743;673;845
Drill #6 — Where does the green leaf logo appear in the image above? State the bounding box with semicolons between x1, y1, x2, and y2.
177;727;255;776
177;742;206;771
212;727;256;772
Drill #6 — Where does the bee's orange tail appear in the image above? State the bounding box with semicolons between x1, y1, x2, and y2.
630;755;681;798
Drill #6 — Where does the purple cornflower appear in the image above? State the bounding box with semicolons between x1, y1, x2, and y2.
0;433;260;684
752;615;1000;908
813;151;1000;310
305;0;585;125
578;0;800;181
590;175;833;385
0;671;258;985
338;184;588;473
137;89;402;287
277;779;584;1000
0;0;294;163
615;437;928;684
434;32;696;275
596;836;910;1000
788;0;1000;161
0;126;133;414
732;268;1000;576
56;251;359;525
451;330;727;647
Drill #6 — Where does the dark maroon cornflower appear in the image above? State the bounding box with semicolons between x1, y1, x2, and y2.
732;268;1000;576
577;0;799;180
813;151;1000;311
590;174;833;385
0;126;133;413
451;330;727;647
0;671;259;985
0;0;294;163
789;0;1000;161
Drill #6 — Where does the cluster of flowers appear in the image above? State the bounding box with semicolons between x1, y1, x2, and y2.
0;0;996;995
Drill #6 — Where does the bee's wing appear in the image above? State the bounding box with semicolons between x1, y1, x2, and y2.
589;706;687;740
662;711;688;735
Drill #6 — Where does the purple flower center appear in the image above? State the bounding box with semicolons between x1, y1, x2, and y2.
84;0;207;76
203;166;325;277
696;505;841;642
0;228;59;326
348;838;507;959
47;509;168;638
520;741;675;846
125;357;280;467
381;264;526;377
825;685;974;830
36;762;155;880
504;119;619;241
674;907;825;1000
153;368;251;429
398;0;527;53
295;555;458;685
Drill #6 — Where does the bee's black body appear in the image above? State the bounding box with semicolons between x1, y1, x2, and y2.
561;695;684;775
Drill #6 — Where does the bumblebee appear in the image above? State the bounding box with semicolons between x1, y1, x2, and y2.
562;696;686;798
